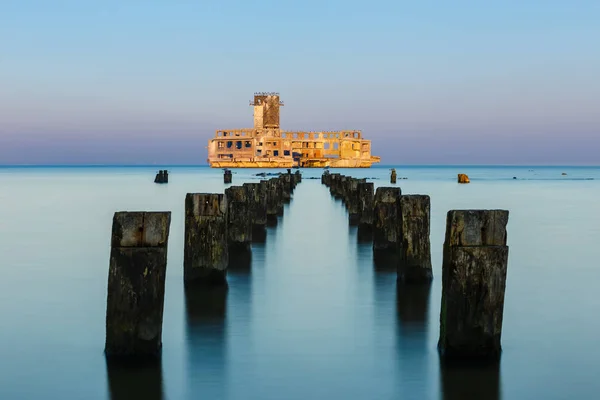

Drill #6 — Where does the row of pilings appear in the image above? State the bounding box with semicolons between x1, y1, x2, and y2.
322;170;510;363
105;170;301;361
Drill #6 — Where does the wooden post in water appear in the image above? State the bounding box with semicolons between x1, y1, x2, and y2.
357;182;374;239
438;209;509;361
398;195;433;283
243;182;268;241
280;174;292;202
347;178;366;225
105;211;171;359
390;168;397;184
373;187;402;254
265;179;281;225
223;169;232;184
184;193;228;286
321;171;331;186
225;186;252;252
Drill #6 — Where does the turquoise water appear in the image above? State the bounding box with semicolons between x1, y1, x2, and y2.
0;165;599;399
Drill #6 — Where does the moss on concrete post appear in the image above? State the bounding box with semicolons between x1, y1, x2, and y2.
398;195;432;283
225;186;252;252
105;211;171;360
373;187;402;253
438;209;509;361
184;193;228;286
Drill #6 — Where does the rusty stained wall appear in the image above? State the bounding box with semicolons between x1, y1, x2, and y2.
253;105;264;130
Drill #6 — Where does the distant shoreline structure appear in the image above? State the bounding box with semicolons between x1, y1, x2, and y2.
206;93;381;168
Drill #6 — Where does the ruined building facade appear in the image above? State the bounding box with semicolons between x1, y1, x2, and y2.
207;93;381;168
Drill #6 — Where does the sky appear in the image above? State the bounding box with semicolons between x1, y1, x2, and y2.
1;0;599;165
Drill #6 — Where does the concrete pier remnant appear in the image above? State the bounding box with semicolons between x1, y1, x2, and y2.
184;193;228;286
438;209;509;361
398;195;432;283
154;170;168;184
243;182;268;241
105;211;172;359
390;168;397;184
224;169;232;184
373;187;402;253
457;174;470;184
225;186;252;253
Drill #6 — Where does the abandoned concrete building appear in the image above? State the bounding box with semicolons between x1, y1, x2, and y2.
207;93;381;168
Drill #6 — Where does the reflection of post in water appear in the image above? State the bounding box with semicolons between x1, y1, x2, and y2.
396;283;431;330
106;358;164;400
440;360;501;400
185;285;228;397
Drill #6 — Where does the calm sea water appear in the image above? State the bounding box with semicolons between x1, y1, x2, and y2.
1;165;599;400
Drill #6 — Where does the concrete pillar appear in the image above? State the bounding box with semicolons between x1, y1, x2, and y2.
373;187;402;253
184;193;228;286
105;211;171;359
438;209;510;361
224;186;252;252
398;195;432;283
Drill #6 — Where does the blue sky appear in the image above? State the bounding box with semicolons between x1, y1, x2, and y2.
1;0;599;165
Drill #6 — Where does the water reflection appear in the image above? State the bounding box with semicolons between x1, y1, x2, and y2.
106;359;164;400
184;284;228;398
440;360;501;400
395;282;432;398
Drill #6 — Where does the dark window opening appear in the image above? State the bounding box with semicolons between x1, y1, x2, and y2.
284;150;290;156
227;141;233;148
245;141;252;148
236;141;242;149
274;150;279;156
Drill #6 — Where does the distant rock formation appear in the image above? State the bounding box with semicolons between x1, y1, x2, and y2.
457;173;470;184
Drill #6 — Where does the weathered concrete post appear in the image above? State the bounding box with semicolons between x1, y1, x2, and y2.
390;168;397;184
280;174;292;202
105;211;171;359
347;178;366;225
294;170;302;185
265;179;281;225
225;186;252;252
398;195;432;283
373;187;402;253
154;170;168;184
338;175;348;202
357;182;374;239
184;193;228;286
438;210;510;361
329;174;340;197
224;169;232;184
321;171;331;186
243;182;268;241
